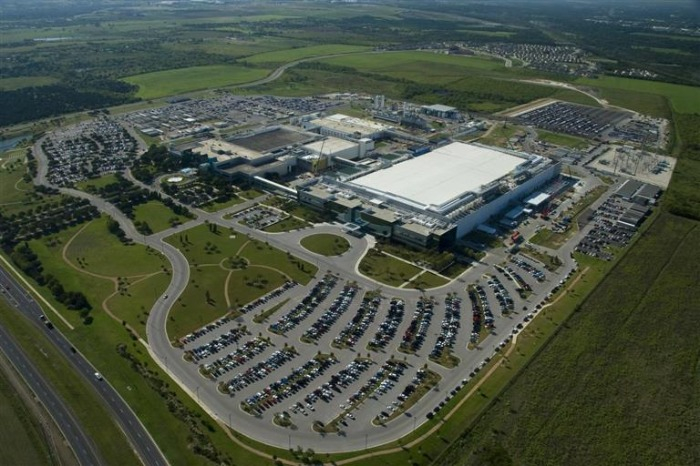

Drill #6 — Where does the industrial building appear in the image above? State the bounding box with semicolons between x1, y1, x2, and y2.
298;142;561;248
302;114;389;141
193;126;317;180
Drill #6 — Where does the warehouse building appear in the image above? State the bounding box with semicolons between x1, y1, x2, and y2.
298;142;561;248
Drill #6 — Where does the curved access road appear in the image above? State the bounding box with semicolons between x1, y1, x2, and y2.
30;141;169;466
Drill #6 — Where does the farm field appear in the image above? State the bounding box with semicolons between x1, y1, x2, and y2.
243;44;370;64
436;213;700;466
123;65;269;99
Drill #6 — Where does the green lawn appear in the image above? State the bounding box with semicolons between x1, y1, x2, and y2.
238;238;317;284
123;65;269;99
74;173;121;192
477;122;525;148
0;363;52;466
438;213;700;466
243;44;370;64
253;298;289;324
358;249;421;287
199;196;244;213
406;271;450;290
536;129;590;149
107;271;171;338
165;223;249;267
65;216;168;277
300;233;351;256
0;156;34;208
131;200;190;233
167;266;230;340
164;224;316;339
227;267;288;309
577;76;700;115
262;216;310;233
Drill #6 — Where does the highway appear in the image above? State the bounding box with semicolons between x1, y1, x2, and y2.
0;318;103;466
0;266;168;466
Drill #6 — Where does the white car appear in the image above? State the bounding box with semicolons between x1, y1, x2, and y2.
94;372;103;381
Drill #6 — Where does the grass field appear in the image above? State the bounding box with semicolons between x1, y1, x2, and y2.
243;44;370;64
536;129;589;149
0;358;52;466
0;155;34;209
199;196;244;213
131;200;190;233
74;173;121;192
300;233;350;256
0;76;58;91
406;271;450;290
123;65;269;99
437;213;700;466
262;216;309;232
65;216;168;277
165;224;316;339
358;249;421;287
577;76;700;115
477;122;525;147
322;52;507;85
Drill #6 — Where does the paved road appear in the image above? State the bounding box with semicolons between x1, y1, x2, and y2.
0;317;102;466
0;265;168;466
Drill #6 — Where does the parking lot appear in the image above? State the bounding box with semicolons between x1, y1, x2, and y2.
517;102;630;140
232;205;289;230
40;117;139;186
119;95;340;141
171;246;569;442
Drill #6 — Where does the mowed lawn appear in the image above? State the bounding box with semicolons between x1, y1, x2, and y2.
123;65;269;99
358;249;421;287
300;233;350;256
132;200;190;233
438;213;700;466
244;44;370;64
0;155;34;207
29;218;170;335
65;216;168;277
165;224;317;339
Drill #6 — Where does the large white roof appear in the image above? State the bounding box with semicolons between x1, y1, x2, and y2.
349;142;525;210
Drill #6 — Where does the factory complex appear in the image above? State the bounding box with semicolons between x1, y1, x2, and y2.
299;142;561;248
180;109;561;249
